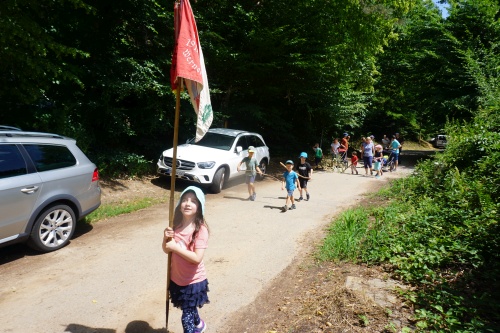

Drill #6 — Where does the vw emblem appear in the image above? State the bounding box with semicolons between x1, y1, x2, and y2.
176;160;182;168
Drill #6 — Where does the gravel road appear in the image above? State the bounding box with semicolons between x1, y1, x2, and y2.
0;166;411;333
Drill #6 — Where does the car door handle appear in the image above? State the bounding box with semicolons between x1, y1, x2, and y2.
21;186;39;194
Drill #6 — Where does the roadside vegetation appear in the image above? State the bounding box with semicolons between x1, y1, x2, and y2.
318;107;500;332
85;196;167;223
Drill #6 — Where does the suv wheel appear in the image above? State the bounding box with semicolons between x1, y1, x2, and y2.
28;204;76;252
210;168;226;193
258;160;267;181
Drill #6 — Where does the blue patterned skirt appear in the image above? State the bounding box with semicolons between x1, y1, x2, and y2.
169;279;210;310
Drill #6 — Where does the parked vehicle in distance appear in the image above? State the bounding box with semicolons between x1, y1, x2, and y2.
157;128;270;193
430;134;447;148
0;129;101;252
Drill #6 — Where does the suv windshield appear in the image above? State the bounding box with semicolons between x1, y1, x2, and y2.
192;132;235;151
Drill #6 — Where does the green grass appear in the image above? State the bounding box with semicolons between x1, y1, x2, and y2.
317;208;371;262
84;196;167;223
401;140;435;150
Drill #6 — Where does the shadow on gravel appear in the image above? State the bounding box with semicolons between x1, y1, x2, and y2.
223;195;248;201
150;176;191;192
0;244;41;264
0;220;94;264
0;220;97;264
263;205;283;210
65;321;168;333
73;219;94;239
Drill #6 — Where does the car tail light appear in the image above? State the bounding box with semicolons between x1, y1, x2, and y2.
92;168;99;182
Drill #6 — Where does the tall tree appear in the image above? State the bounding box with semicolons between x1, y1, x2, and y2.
0;0;92;118
196;0;408;150
369;0;499;139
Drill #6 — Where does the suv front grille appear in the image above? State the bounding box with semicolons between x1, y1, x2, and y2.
162;157;196;170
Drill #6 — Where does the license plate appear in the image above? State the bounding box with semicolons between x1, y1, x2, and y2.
166;167;185;176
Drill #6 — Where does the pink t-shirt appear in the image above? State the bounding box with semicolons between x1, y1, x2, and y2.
171;224;208;286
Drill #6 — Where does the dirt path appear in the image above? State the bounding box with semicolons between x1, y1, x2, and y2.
0;165;413;333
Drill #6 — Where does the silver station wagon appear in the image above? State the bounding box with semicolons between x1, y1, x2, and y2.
0;129;101;252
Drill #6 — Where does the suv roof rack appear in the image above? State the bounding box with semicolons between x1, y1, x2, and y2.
0;131;66;139
0;125;22;131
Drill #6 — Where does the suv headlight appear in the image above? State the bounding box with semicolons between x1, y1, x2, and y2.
197;161;216;169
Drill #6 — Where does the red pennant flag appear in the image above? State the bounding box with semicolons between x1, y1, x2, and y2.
171;0;213;142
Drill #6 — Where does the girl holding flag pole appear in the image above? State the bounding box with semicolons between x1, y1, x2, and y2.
163;186;210;333
168;0;212;331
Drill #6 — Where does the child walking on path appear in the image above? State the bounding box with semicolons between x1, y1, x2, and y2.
350;151;359;174
373;145;384;178
237;146;263;201
296;152;312;201
163;186;210;333
312;143;323;169
281;160;301;211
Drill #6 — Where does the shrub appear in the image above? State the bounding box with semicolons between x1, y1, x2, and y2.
321;107;500;331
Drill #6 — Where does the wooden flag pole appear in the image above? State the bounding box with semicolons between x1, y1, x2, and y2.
166;78;182;331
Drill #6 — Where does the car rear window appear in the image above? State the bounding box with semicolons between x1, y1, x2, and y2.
0;144;28;179
24;144;77;172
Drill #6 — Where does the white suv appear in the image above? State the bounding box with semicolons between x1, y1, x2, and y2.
157;128;270;193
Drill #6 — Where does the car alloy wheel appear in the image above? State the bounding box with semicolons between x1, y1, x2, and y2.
28;204;76;252
210;168;226;193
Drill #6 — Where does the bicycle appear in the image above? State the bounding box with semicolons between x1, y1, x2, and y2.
382;150;397;172
332;151;349;173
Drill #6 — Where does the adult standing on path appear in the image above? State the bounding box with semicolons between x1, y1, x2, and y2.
339;133;349;161
361;137;375;176
395;133;404;151
381;135;390;149
390;135;402;171
330;138;340;161
395;133;404;163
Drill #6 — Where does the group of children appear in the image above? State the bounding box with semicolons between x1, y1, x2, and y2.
237;147;312;212
280;152;312;212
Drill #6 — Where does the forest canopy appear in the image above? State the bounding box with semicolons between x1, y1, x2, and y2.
0;0;498;175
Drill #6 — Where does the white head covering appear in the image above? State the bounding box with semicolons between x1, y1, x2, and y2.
177;186;206;216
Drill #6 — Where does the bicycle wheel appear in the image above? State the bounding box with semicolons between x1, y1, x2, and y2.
389;160;395;172
335;159;343;173
342;160;349;172
332;159;339;172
